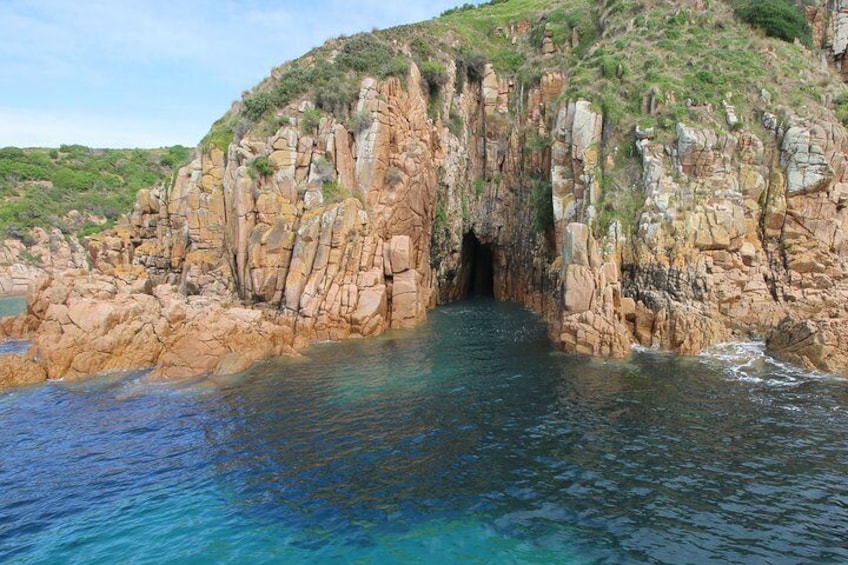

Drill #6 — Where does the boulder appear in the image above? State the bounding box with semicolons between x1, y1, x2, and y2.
766;317;848;376
0;355;47;392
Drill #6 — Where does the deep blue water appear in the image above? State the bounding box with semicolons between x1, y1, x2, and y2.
1;298;847;564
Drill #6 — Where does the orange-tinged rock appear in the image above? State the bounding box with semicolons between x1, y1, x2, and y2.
0;354;47;392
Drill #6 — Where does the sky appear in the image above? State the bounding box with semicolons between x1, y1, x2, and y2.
0;0;466;149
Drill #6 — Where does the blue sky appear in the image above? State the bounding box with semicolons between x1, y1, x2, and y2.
0;0;465;148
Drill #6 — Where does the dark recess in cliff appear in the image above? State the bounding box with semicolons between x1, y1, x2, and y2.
461;232;494;298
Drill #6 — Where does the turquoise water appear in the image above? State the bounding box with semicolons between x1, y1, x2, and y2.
0;295;25;318
1;299;847;563
0;295;29;354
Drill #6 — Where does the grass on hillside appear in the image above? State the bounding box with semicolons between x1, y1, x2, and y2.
0;144;190;240
196;0;846;236
218;0;839;144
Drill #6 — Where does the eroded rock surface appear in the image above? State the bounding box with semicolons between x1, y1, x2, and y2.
767;315;848;376
0;354;47;392
5;51;848;384
0;227;88;296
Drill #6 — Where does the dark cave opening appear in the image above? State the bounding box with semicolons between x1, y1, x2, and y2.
461;231;494;298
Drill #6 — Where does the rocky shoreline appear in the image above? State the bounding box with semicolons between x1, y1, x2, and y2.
3;1;848;392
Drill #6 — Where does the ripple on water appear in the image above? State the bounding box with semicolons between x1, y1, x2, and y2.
1;298;848;564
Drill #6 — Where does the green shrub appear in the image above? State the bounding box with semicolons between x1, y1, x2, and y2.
79;220;112;237
337;33;409;78
51;167;97;191
267;65;313;112
0;145;182;236
440;3;475;17
350;109;373;134
600;57;619;80
379;57;410;80
313;156;335;181
420;61;448;96
409;36;434;60
242;91;275;122
474;177;486;197
435;203;447;230
448;107;464;137
321;180;345;203
530;178;554;234
734;0;811;47
300;108;322;134
315;79;359;118
337;33;389;72
454;57;467;94
455;51;487;93
201;114;236;152
491;50;525;75
836;94;848;127
0;147;26;161
247;156;274;179
525;133;552;154
160;145;190;168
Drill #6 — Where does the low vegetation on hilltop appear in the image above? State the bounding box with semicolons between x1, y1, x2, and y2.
0;144;190;239
190;0;843;242
205;0;838;153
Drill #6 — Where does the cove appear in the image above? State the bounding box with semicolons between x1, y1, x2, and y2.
1;299;846;563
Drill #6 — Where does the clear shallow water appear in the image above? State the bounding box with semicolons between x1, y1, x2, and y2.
1;299;847;564
0;295;30;354
0;295;25;318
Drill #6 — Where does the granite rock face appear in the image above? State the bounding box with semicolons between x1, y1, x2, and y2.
0;227;88;296
0;354;47;392
767;316;848;376
7;51;848;382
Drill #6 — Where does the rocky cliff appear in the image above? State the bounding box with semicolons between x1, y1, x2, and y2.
5;0;848;388
0;227;88;295
0;145;189;297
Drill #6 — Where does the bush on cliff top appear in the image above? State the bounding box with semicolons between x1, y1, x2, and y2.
221;0;839;162
0;145;187;238
733;0;812;47
240;33;408;125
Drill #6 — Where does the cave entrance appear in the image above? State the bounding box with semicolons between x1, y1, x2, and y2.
461;231;494;298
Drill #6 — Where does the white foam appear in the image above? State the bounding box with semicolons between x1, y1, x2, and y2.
698;341;833;386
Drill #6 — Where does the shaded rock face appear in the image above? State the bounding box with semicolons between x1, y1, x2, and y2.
11;58;848;381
